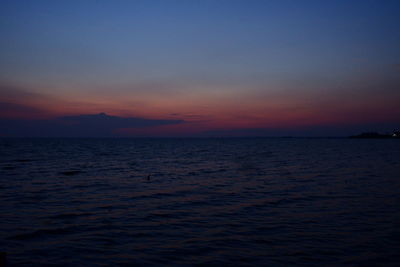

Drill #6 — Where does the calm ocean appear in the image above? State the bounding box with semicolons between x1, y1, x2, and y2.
1;138;399;266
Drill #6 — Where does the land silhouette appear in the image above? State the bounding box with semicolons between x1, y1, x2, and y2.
350;131;399;139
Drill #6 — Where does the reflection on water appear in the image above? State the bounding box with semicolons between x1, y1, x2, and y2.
1;138;400;266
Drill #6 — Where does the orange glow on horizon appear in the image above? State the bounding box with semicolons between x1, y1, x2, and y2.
2;83;399;136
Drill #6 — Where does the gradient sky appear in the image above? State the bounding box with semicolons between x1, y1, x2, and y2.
1;0;400;137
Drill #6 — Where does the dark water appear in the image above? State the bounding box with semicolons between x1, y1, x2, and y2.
1;138;399;266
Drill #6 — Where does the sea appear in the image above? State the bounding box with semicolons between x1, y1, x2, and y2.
1;138;399;266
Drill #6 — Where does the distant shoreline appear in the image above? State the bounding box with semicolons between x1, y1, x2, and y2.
350;132;399;139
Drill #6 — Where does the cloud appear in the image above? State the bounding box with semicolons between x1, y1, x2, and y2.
0;113;183;137
0;85;43;99
0;102;45;118
0;84;68;118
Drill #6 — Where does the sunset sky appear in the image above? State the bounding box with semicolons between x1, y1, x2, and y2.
1;0;399;137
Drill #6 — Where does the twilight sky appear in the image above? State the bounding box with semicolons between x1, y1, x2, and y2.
1;0;399;137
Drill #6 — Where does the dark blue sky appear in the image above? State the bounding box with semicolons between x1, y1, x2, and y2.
1;0;399;136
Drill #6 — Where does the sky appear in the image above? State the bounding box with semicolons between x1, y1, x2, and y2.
1;0;399;137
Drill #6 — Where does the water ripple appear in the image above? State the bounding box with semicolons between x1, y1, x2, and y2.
0;138;399;266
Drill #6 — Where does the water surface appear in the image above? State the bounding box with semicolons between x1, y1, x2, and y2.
1;138;399;266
